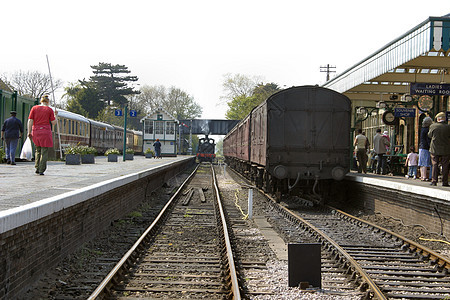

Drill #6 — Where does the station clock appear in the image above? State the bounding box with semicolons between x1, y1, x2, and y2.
382;110;396;125
417;95;434;112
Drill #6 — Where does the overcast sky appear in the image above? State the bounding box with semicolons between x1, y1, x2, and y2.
1;1;448;119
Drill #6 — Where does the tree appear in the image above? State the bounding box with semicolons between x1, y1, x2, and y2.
0;70;63;100
225;82;281;120
136;85;202;119
88;62;139;107
63;82;104;119
220;73;263;103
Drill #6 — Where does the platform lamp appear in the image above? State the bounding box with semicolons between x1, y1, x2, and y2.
123;105;128;162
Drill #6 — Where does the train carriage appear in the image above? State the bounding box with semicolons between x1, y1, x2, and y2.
55;110;90;156
224;85;351;198
89;120;115;154
131;130;143;154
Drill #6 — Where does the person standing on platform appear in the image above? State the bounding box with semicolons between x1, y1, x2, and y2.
419;116;433;181
153;139;162;159
353;129;369;173
1;111;23;165
28;95;58;175
428;112;450;186
373;128;390;175
405;146;419;179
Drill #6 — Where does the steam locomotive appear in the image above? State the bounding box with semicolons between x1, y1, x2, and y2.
196;135;216;163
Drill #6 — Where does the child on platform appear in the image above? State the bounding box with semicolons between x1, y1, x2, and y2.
405;146;419;179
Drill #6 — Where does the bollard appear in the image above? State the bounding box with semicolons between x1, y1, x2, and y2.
247;188;253;219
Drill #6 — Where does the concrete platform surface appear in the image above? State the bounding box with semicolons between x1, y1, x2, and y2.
346;171;450;201
0;155;192;212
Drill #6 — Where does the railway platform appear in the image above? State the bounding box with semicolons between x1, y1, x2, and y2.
0;155;192;212
346;171;450;201
344;171;450;243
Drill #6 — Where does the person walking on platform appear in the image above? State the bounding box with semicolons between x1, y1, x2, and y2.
419;116;433;181
1;111;23;165
354;128;369;173
405;146;419;179
373;128;390;175
428;112;450;186
28;95;58;175
153;139;162;159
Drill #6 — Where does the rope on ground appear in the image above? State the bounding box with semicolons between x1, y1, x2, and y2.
234;189;248;220
419;237;450;246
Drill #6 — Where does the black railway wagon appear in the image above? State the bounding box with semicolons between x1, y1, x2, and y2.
224;85;351;197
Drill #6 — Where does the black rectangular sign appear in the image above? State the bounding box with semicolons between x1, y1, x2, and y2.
410;83;450;96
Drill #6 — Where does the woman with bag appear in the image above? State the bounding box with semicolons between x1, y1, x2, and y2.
28;95;58;175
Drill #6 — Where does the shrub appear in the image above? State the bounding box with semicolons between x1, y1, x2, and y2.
125;148;134;154
79;146;97;155
105;148;120;155
64;144;83;155
145;148;155;155
0;147;5;163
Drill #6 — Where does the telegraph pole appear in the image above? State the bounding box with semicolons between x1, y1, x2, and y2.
320;64;336;81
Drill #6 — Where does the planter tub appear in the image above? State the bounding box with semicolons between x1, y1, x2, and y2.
125;154;134;161
81;154;95;164
145;153;153;158
107;154;118;162
65;154;81;165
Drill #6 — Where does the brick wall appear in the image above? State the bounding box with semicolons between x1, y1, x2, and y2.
342;182;450;239
0;159;194;298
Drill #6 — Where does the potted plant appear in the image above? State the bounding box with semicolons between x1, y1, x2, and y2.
105;148;120;162
0;147;5;163
80;146;97;164
125;148;134;160
144;148;155;159
64;145;82;165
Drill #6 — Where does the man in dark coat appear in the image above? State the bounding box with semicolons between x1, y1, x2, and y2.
1;111;24;165
153;139;162;159
428;112;450;186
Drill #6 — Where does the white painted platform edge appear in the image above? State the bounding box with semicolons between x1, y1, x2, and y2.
0;159;182;234
345;173;450;201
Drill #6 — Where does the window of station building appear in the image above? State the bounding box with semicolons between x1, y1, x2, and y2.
166;122;175;135
145;121;153;134
155;121;164;134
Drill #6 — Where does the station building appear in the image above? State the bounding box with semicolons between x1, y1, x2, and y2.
324;14;450;165
140;107;179;156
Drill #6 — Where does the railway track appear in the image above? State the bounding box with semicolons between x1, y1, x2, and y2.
226;166;450;299
88;163;241;299
263;191;450;299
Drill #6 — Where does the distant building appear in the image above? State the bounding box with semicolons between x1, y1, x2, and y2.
140;107;178;156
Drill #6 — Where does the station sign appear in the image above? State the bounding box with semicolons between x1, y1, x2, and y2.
410;83;450;96
114;109;123;116
394;107;416;118
129;110;137;117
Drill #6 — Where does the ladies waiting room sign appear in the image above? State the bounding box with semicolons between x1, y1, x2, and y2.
410;83;450;95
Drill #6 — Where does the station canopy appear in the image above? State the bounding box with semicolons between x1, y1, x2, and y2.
323;14;450;106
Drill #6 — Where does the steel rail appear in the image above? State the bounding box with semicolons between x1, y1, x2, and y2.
88;164;200;299
266;196;387;300
226;167;385;299
211;164;242;300
330;206;450;272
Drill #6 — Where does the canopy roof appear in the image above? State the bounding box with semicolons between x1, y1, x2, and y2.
324;15;450;105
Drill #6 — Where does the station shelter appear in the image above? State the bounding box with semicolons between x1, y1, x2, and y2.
140;107;178;157
323;14;450;174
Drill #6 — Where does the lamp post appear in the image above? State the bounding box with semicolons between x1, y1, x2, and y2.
122;105;128;162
